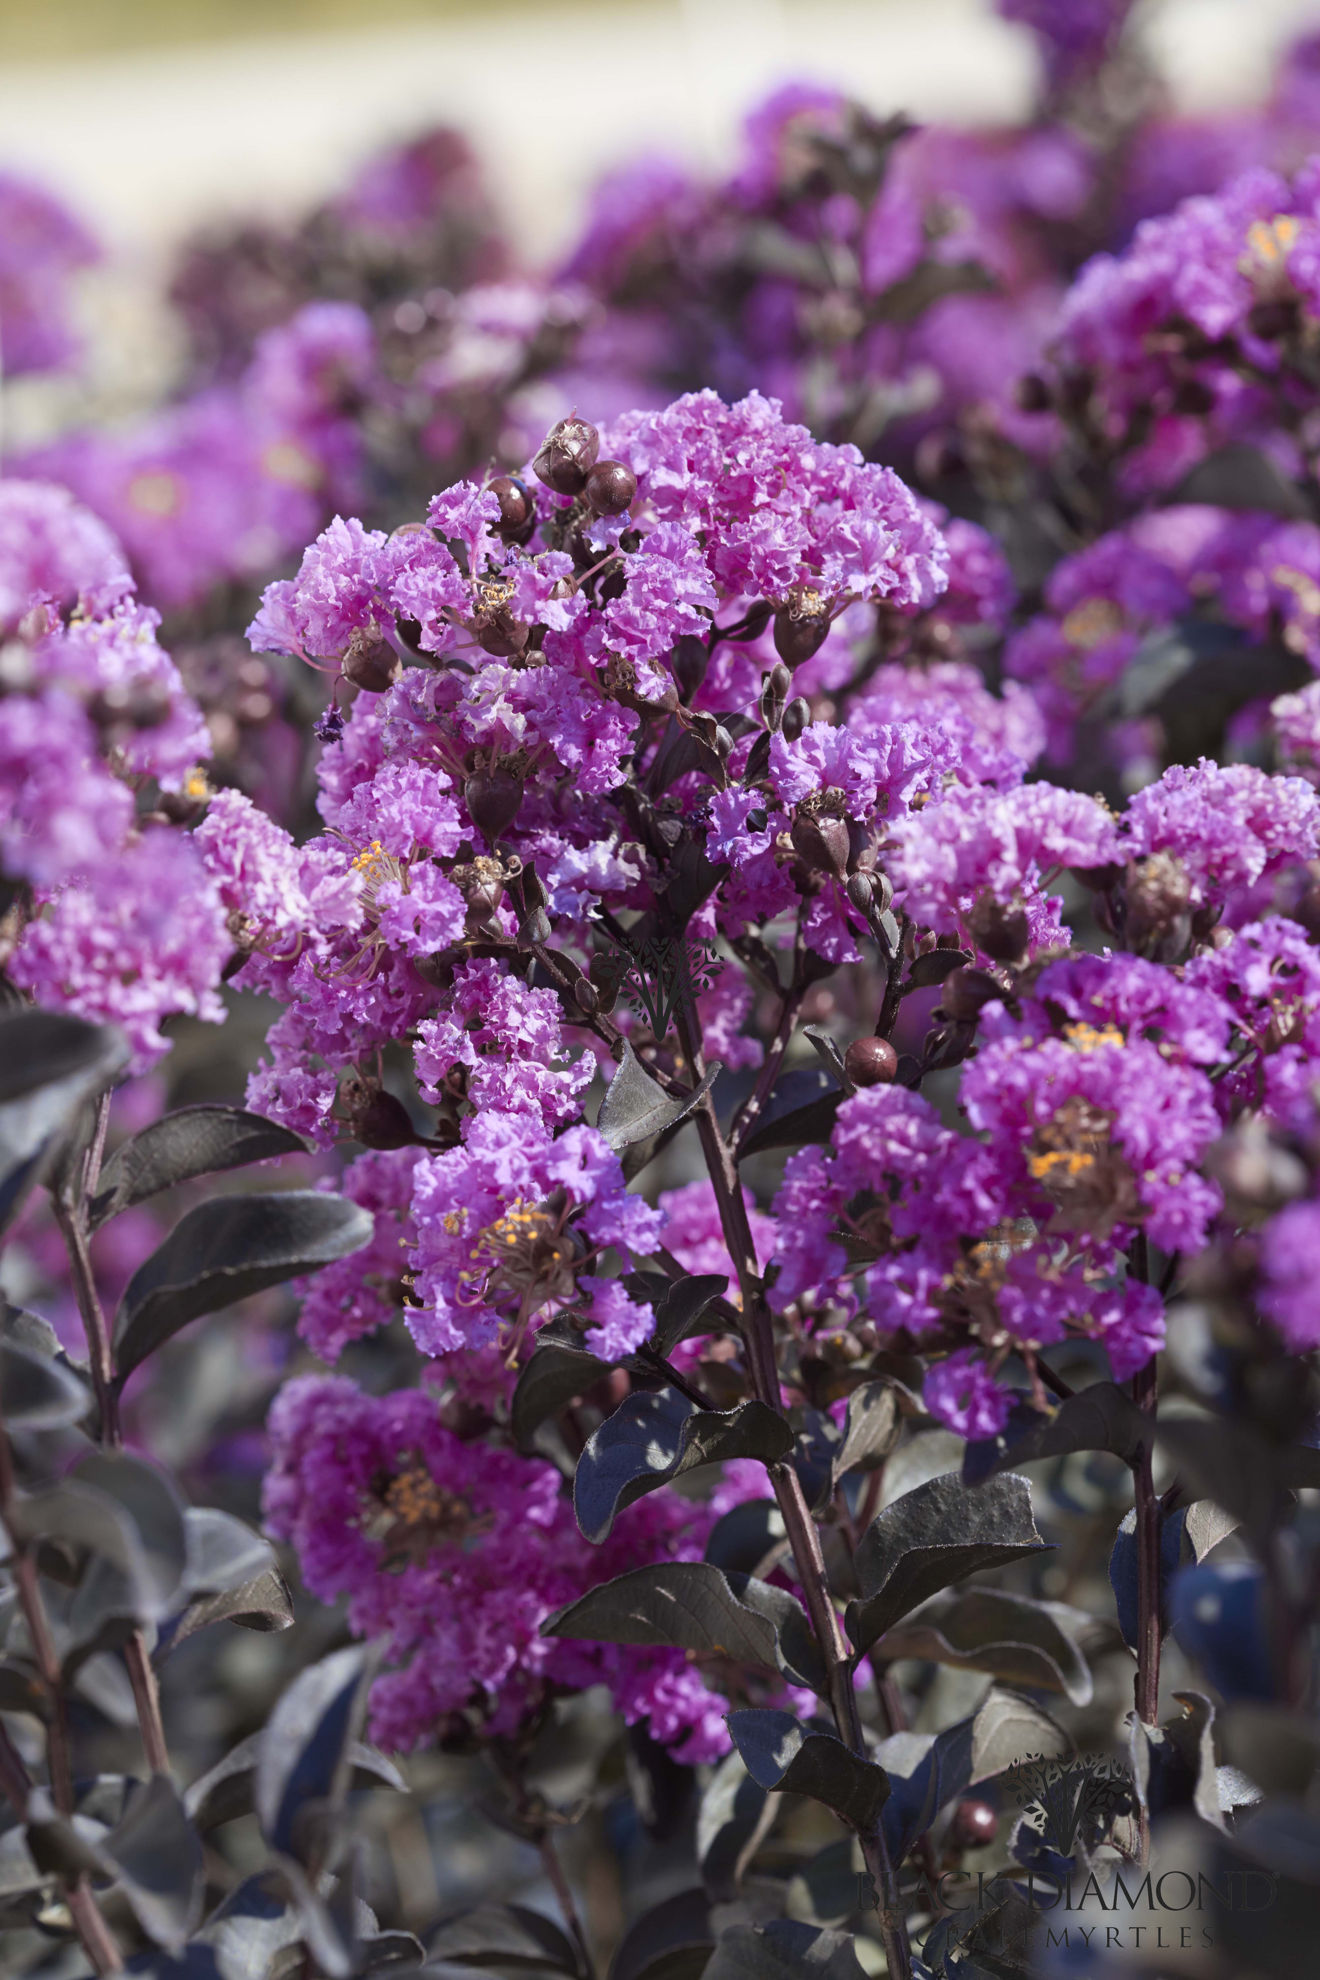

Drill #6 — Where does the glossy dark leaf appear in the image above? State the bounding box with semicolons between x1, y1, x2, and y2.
0;1300;62;1360
725;1572;828;1693
181;1507;276;1597
166;1566;295;1654
0;1334;89;1429
114;1191;374;1382
802;1025;849;1086
105;1774;205;1953
75;1453;187;1603
0;1660;50;1720
545;1563;785;1673
24;1788;113;1882
13;1480;158;1620
596;1045;720;1152
967;1686;1070;1782
646;1273;730;1358
737;1080;841;1161
830;1382;901;1491
91;1106;310;1227
510;1342;608;1450
704;1499;786;1576
1169;1561;1276;1702
904;949;973;991
426;1901;583;1974
0;1009;128;1236
705;1922;868;1980
872;1589;1092;1705
880;1719;975;1864
727;1709;889;1831
186;1734;404;1832
785;1837;864;1927
200;1872;302;1980
1155;1416;1307;1544
846;1471;1047;1657
696;1751;774;1900
878;1689;1066;1864
607;1888;714;1980
124;1950;224;1979
61;1454;188;1644
255;1644;371;1862
574;1389;793;1543
962;1384;1149;1485
1128;1689;1224;1831
793;1408;840;1513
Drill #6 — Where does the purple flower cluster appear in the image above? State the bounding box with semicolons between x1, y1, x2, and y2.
263;1373;781;1758
22;304;375;612
0;171;99;376
1;481;229;1068
18;6;1320;1838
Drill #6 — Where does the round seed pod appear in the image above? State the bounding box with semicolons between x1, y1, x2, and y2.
533;415;600;496
948;1799;999;1850
584;459;638;516
342;629;401;694
464;767;525;842
844;1036;898;1088
490;475;535;538
773;584;831;666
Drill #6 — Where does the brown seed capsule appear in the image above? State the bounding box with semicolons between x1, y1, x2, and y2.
844;1035;898;1087
464;766;524;842
472;607;528;657
948;1799;998;1850
1014;372;1053;413
356;1089;422;1149
584;458;638;516
489;474;534;539
773;584;832;666
791;810;851;880
967;892;1031;967
533;414;600;496
342;628;401;694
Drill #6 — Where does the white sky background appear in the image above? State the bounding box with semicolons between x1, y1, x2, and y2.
1;0;1319;269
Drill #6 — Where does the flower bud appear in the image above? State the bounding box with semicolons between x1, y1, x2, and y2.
357;1089;422;1149
757;667;786;733
773;585;831;666
671;634;709;704
489;475;535;540
533;415;600;496
341;1077;420;1149
342;628;401;694
967;891;1030;967
844;1036;898;1087
781;696;810;742
939;966;1004;1022
464;766;524;842
948;1799;998;1850
1125;852;1193;958
1014;373;1052;413
584;459;638;516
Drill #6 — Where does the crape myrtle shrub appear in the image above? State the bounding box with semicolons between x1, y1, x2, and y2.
5;4;1320;1979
